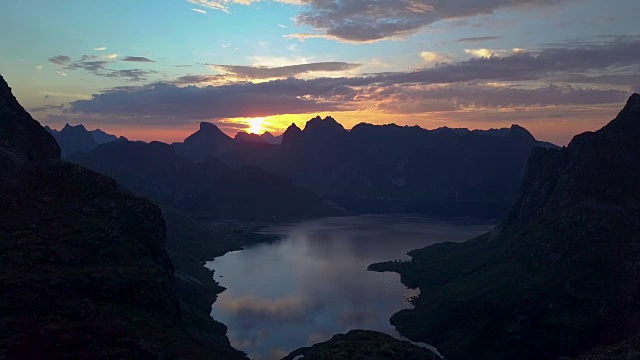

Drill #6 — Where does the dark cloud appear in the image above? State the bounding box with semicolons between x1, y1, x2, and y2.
69;37;639;121
122;56;156;63
214;62;362;79
290;0;573;42
455;36;501;43
70;82;349;120
66;60;110;72
28;103;65;113
48;55;71;65
103;69;158;82
46;54;158;82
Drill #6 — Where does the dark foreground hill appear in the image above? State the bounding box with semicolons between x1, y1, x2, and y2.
370;94;640;360
0;74;245;358
282;330;440;360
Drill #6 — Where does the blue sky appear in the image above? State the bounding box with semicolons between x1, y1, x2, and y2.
1;0;639;144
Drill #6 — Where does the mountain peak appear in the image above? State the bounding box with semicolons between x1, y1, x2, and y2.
508;124;536;142
199;121;222;132
303;115;346;134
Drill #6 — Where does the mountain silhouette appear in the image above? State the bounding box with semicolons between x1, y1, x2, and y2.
45;124;125;156
0;74;245;359
370;93;640;360
173;121;234;161
70;140;341;219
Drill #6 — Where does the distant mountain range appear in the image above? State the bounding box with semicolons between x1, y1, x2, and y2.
370;93;640;360
70;140;341;220
45;124;126;156
61;116;558;218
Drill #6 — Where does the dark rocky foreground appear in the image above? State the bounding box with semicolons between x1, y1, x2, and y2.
370;94;640;360
0;74;245;359
281;330;440;360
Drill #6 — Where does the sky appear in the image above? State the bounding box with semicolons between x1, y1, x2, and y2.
1;0;639;145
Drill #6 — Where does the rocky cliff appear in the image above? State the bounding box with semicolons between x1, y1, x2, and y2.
0;74;245;359
370;94;640;359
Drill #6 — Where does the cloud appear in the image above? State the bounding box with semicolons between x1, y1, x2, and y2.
95;47;107;51
35;65;44;72
213;62;362;79
186;0;302;13
69;37;639;122
122;56;156;63
287;0;574;43
48;55;71;65
56;71;68;77
70;81;348;120
47;54;158;82
191;8;207;14
455;36;501;43
420;51;453;65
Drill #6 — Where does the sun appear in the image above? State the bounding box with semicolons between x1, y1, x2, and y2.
247;117;264;134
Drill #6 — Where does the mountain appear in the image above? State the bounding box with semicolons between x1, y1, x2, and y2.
173;121;234;161
235;131;266;144
180;116;550;217
269;118;545;217
0;74;245;359
90;128;127;144
261;131;283;145
45;124;125;156
370;94;640;360
69;140;340;219
0;76;60;178
281;330;440;360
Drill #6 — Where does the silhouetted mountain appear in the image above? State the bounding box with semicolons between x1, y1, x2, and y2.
45;124;125;156
52;123;98;156
0;76;59;178
282;330;440;360
234;131;265;144
370;94;640;360
261;131;283;145
0;74;245;359
262;117;544;217
90;128;127;144
70;140;341;219
173;122;234;161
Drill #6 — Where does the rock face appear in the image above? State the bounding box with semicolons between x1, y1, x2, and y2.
370;94;640;360
281;330;441;360
0;74;245;359
0;75;60;177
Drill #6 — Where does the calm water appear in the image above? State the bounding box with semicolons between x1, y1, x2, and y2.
205;215;494;360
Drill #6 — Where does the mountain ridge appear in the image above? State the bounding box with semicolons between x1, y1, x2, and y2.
369;93;640;360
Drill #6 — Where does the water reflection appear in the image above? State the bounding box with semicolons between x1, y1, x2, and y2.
206;215;494;359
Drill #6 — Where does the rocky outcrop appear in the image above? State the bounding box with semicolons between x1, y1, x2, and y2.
370;93;640;360
0;75;60;178
281;330;441;360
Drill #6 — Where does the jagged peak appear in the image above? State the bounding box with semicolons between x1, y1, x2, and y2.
284;123;302;133
303;115;346;133
61;123;88;132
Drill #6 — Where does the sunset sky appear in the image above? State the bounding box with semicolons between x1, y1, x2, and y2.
1;0;639;145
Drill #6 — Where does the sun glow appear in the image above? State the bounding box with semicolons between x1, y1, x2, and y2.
247;117;265;134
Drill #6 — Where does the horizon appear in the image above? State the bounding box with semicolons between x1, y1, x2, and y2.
2;0;639;145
